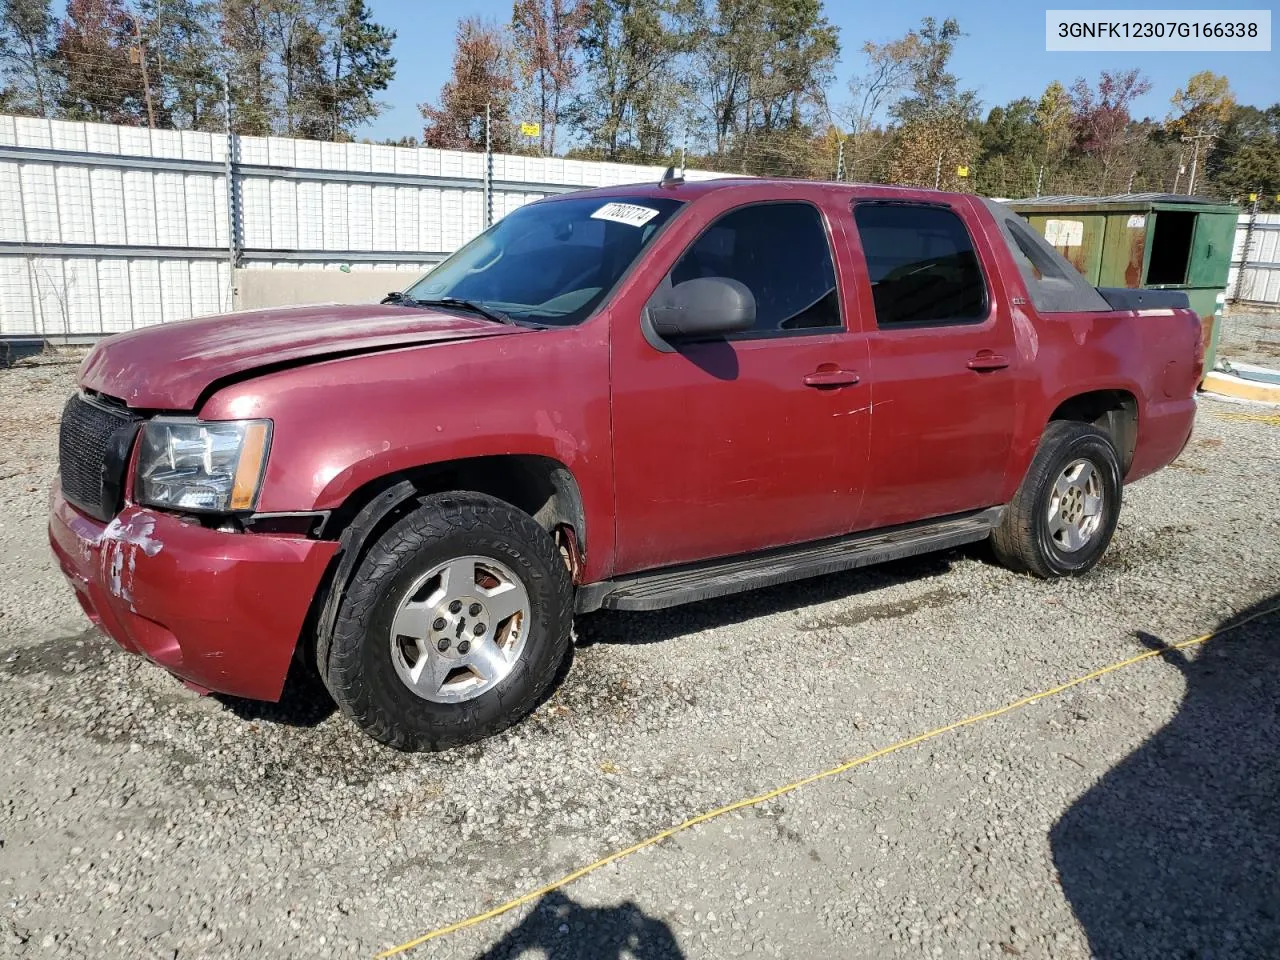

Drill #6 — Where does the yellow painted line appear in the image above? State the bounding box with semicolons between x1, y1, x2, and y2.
1215;410;1280;426
375;603;1280;958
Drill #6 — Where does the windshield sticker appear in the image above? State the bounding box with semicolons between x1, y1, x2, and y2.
591;202;661;227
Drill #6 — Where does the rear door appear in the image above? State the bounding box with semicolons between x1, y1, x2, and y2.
851;200;1018;529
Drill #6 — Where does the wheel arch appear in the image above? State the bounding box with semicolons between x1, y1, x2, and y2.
305;456;587;686
1047;388;1140;476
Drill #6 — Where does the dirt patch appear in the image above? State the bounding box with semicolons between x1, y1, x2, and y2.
798;587;963;632
1;629;109;679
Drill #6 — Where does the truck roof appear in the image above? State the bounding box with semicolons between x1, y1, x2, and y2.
557;177;964;205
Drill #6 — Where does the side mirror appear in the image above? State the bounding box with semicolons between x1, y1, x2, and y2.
648;277;756;340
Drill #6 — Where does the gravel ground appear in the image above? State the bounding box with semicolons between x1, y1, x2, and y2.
1;358;1278;960
1218;308;1280;367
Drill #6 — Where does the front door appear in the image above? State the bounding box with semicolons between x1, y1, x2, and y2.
609;198;871;574
850;199;1018;529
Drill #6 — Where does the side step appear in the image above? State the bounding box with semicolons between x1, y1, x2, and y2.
576;507;1004;613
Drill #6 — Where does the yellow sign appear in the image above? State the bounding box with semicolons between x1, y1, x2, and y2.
956;165;969;177
1249;192;1259;201
520;122;541;137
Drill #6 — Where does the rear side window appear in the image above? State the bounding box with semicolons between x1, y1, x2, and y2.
667;202;841;335
853;204;987;327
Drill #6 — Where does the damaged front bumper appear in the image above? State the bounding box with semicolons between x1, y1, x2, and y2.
48;485;337;701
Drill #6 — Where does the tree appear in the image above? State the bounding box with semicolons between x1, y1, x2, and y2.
974;98;1042;196
1068;68;1152;179
266;0;332;137
138;0;222;130
572;0;694;162
421;17;515;151
1167;70;1234;195
891;16;976;125
511;0;582;154
1168;70;1235;136
294;0;396;140
887;114;978;191
836;31;918;178
221;0;278;134
1207;103;1280;206
884;16;977;191
55;0;149;124
0;0;58;116
1034;80;1073;172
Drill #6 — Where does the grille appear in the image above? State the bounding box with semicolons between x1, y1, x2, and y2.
59;394;141;521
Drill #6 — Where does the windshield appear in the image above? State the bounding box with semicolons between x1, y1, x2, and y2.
404;196;684;326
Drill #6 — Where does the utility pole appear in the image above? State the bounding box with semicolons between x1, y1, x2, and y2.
1181;132;1215;196
484;102;493;228
131;16;156;129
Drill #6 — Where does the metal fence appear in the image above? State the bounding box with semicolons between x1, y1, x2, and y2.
1229;211;1280;308
0;115;722;338
4;113;1279;340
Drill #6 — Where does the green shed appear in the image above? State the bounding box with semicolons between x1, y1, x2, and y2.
1005;194;1239;373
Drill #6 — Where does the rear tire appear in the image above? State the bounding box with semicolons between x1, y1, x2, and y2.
991;421;1122;578
324;492;573;751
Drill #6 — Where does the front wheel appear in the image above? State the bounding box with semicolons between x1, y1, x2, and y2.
323;492;573;751
991;421;1122;578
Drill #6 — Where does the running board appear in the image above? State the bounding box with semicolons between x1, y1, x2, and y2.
576;507;1004;613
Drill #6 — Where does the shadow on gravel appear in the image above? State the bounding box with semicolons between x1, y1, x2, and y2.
1051;593;1280;959
214;656;337;728
575;551;959;647
473;890;684;959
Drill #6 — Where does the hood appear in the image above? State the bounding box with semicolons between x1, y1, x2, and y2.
79;304;526;410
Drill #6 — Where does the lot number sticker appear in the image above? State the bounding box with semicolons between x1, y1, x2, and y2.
591;202;660;227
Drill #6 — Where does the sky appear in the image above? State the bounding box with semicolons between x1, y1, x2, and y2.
360;0;1279;144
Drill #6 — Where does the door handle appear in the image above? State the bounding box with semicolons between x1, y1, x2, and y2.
803;369;861;388
967;353;1010;372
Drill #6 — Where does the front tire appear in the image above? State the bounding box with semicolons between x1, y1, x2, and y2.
324;492;573;751
991;421;1122;578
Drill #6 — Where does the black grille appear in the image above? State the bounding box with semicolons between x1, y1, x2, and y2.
59;394;142;521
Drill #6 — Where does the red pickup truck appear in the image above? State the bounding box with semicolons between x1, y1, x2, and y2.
49;178;1202;750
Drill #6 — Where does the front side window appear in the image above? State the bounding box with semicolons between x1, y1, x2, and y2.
854;204;987;327
664;202;841;334
405;196;684;326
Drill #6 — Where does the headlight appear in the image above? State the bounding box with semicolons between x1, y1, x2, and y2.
135;419;272;513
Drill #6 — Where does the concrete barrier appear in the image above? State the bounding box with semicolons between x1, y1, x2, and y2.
232;269;426;311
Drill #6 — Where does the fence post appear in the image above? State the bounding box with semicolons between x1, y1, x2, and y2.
835;137;845;182
484;102;493;229
1231;191;1261;305
223;74;241;308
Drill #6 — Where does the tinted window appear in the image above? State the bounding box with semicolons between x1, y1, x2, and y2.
406;196;683;326
854;204;987;327
666;202;840;334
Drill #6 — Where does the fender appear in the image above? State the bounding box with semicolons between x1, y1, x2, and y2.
199;323;619;581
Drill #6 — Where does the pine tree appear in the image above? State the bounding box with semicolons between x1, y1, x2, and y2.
138;0;223;131
298;0;395;140
0;0;58;116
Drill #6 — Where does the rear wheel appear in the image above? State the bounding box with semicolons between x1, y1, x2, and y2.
991;421;1122;578
324;492;572;751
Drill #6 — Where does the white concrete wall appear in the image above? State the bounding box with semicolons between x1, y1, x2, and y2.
232;267;424;310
